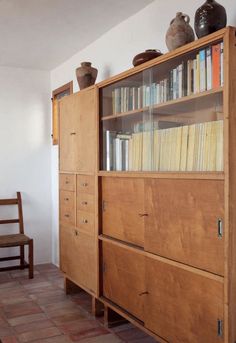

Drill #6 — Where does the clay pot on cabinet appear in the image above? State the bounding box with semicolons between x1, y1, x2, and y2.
165;12;195;51
76;62;98;90
132;49;163;67
194;0;227;38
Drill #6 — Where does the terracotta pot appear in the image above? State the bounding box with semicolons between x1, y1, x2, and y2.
132;49;163;67
76;62;98;90
194;0;227;38
165;12;195;51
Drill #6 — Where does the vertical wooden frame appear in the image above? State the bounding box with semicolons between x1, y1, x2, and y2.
52;81;73;145
224;27;236;343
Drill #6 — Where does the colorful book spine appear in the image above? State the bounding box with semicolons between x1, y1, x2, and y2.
199;49;206;92
206;47;212;90
212;43;221;88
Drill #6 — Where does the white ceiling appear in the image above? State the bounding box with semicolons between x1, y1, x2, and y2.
0;0;154;70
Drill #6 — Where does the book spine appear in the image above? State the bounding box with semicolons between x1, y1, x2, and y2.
199;49;206;92
178;64;183;98
212;43;221;88
206;46;212;90
173;68;177;100
220;42;224;87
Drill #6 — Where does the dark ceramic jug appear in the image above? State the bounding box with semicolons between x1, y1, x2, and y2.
76;62;98;90
194;0;227;38
132;49;163;67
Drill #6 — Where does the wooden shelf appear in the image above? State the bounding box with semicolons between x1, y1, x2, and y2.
98;171;224;180
101;87;223;121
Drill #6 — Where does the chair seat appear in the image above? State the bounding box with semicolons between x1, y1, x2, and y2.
0;234;31;247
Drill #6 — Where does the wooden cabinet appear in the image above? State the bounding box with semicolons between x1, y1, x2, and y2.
97;28;236;343
59;87;97;296
58;28;236;343
59;88;96;173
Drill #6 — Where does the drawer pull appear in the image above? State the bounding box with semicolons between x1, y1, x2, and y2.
81;201;88;205
64;214;70;218
74;229;79;236
65;181;69;184
138;213;148;217
139;291;149;296
82;219;88;224
64;198;69;201
70;132;76;135
218;218;223;238
81;182;88;187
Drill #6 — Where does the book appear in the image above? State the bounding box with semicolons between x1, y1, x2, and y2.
199;49;206;92
220;42;224;86
105;130;116;171
206;46;212;90
212;43;221;88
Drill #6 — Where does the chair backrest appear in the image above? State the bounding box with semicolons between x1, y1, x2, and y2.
0;192;24;234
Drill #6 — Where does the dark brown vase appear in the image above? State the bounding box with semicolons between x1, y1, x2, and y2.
194;0;227;38
76;62;98;90
132;49;163;67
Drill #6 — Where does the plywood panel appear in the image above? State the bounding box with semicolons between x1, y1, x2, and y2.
145;179;224;275
102;177;145;247
77;210;95;235
77;175;95;195
77;193;95;213
59;174;76;192
145;256;224;343
102;241;145;321
60;224;96;293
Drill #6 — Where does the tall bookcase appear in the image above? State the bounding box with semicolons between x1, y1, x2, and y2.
97;27;236;343
58;27;236;342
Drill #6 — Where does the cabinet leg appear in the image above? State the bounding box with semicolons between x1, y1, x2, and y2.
64;277;84;295
92;297;104;317
104;305;127;328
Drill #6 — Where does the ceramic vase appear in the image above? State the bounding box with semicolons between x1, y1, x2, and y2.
132;49;163;67
166;12;195;51
76;62;98;90
194;0;227;38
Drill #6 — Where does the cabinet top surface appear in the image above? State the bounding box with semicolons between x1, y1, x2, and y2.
97;26;233;89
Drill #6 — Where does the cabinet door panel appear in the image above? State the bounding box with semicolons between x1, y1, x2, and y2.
145;257;224;343
59;95;80;172
77;210;95;235
59;174;76;192
60;224;96;293
77;193;95;213
102;177;145;247
59;88;96;173
77;175;95;195
103;241;145;321
145;179;224;275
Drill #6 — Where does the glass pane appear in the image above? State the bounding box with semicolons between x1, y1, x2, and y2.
100;40;224;172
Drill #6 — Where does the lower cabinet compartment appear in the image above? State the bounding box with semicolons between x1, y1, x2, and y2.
145;256;224;343
60;224;96;293
102;241;145;321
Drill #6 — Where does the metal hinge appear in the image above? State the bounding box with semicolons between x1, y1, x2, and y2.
217;218;223;238
217;319;223;337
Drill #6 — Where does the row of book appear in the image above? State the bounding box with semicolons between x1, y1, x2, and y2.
103;120;223;172
111;42;223;114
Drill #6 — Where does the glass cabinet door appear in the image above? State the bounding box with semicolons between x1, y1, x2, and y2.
99;39;224;172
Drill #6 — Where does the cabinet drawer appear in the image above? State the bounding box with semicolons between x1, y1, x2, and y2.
145;179;224;276
60;224;96;293
102;241;145;321
102;177;145;247
60;173;76;192
60;190;75;209
77;175;95;194
77;210;95;235
145;256;224;343
77;193;94;213
60;201;75;226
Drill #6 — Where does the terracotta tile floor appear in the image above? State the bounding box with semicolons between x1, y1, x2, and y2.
0;264;157;342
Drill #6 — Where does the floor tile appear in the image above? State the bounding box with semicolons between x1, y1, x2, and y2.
7;313;48;326
69;326;110;341
17;326;61;342
3;301;42;319
14;319;55;334
79;333;123;343
59;318;101;335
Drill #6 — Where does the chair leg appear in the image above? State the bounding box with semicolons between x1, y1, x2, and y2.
20;245;25;269
28;239;34;279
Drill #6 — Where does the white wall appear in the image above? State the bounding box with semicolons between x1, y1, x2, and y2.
51;0;236;265
0;66;52;265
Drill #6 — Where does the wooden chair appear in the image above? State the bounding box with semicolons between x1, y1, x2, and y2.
0;192;33;278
